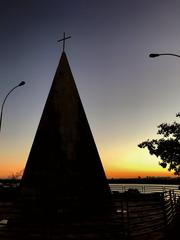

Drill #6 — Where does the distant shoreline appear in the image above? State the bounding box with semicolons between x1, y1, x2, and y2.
0;177;179;186
108;177;180;185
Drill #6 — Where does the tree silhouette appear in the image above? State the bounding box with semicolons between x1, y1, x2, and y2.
138;114;180;175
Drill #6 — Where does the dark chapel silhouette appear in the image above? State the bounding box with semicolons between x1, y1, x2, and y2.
19;50;112;220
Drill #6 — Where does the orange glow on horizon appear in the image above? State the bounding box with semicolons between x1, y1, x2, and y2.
105;169;174;179
0;146;176;179
0;166;175;179
0;165;23;179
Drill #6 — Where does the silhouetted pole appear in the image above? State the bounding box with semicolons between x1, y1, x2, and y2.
0;81;25;133
149;53;180;58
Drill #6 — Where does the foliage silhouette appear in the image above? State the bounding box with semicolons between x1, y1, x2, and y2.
138;113;180;175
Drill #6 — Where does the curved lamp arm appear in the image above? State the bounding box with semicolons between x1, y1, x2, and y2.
149;53;180;58
0;81;25;133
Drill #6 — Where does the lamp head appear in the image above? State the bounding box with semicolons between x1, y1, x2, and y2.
18;81;25;86
149;53;160;58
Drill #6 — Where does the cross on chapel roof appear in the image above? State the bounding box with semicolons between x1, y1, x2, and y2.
57;32;71;52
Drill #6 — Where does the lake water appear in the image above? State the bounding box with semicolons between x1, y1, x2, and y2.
109;183;180;197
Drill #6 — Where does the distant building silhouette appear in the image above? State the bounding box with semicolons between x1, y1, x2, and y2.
20;51;111;219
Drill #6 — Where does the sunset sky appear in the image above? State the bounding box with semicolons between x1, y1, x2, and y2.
1;0;180;178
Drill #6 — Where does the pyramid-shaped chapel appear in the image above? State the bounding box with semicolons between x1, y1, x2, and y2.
20;51;111;215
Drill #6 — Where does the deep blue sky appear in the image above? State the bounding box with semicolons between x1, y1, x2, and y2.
1;0;180;178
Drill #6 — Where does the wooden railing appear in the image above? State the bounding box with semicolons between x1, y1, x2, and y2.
162;190;177;226
113;189;178;238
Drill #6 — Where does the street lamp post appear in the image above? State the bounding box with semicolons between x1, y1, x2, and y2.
149;53;180;58
0;81;25;133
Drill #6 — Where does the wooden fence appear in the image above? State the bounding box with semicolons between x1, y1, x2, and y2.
113;189;178;239
162;190;176;226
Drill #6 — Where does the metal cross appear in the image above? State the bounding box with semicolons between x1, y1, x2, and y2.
57;32;71;52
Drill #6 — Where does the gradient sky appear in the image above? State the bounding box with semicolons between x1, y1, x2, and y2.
1;0;180;178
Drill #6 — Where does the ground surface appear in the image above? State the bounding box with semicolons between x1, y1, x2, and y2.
0;190;179;239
